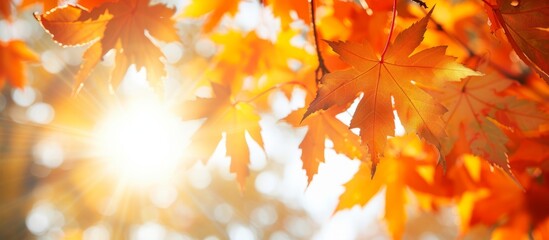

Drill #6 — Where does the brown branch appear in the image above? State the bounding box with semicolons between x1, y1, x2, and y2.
310;0;329;84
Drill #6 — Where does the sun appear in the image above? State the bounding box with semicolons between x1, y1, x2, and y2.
93;98;186;187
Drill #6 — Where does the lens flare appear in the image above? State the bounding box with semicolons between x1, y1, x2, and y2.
93;98;185;187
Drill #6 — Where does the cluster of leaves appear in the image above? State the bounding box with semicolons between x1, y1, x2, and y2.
2;0;549;238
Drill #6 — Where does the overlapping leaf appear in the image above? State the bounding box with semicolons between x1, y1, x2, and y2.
305;9;480;172
0;40;38;88
437;74;549;176
337;135;439;239
36;0;179;93
484;0;549;83
179;83;264;189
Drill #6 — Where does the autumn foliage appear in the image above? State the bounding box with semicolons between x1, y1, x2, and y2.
1;0;549;239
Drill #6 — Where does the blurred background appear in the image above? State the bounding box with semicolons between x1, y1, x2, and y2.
0;0;527;239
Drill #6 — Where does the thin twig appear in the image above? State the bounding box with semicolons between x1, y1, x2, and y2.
309;0;329;84
380;0;398;62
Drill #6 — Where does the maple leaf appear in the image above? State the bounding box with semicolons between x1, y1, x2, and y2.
438;74;549;177
179;83;264;189
285;105;368;184
36;0;179;93
207;30;313;100
181;0;240;32
316;0;389;72
0;40;39;88
304;9;480;172
484;0;549;83
337;135;439;239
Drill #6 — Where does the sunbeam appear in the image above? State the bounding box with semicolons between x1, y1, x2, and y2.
93;97;187;188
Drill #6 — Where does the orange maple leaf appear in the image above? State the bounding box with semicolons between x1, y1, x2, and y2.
437;74;549;177
484;0;549;83
36;0;179;93
205;30;313;102
304;9;480;172
181;0;240;32
179;83;264;189
337;135;439;239
0;40;39;88
286;105;368;184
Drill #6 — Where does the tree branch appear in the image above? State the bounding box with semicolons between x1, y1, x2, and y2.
310;0;329;84
380;0;398;62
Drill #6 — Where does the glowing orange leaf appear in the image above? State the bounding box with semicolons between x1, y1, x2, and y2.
179;83;264;189
337;135;439;239
305;9;480;172
0;40;39;88
36;0;179;93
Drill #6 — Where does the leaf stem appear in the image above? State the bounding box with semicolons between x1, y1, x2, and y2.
310;0;329;84
380;0;398;62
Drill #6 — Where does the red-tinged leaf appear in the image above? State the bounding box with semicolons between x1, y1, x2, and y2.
36;0;180;93
305;9;480;171
438;74;549;178
0;40;39;88
179;83;263;189
484;0;549;83
181;0;240;32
